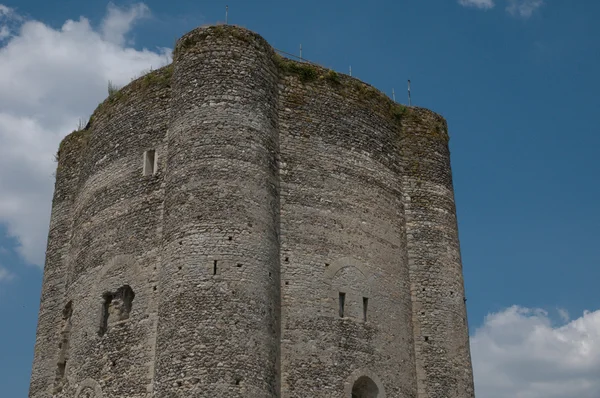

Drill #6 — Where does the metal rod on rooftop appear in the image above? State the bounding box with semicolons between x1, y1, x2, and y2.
392;88;396;102
349;65;352;76
408;79;412;106
300;44;302;60
225;5;228;24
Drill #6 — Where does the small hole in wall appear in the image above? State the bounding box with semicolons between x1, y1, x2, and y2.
285;281;289;285
236;263;242;268
363;297;368;322
143;149;157;176
424;336;429;342
339;292;346;318
177;381;182;387
284;257;289;262
178;266;182;271
422;288;426;292
179;241;182;245
228;236;232;241
268;272;271;277
450;291;454;296
235;377;242;385
325;263;329;267
213;260;218;275
153;286;157;291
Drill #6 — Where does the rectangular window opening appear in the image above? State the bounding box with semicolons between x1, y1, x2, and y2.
98;294;112;336
339;292;346;318
363;297;369;322
143;149;156;176
213;260;218;275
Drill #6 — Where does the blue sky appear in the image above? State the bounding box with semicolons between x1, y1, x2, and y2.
0;1;599;397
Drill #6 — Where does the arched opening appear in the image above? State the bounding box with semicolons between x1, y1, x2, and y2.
351;376;379;398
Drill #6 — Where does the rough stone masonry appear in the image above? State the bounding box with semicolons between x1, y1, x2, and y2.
28;24;475;398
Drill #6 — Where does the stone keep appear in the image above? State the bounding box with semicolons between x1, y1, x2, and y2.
29;25;475;398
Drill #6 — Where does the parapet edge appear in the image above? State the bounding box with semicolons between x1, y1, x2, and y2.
55;64;173;166
57;24;451;170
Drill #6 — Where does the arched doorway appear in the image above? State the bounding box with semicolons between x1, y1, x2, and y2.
351;376;379;398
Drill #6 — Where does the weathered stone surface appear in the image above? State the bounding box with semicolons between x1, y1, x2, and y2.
29;24;474;398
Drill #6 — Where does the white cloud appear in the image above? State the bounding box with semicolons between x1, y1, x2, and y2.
0;3;171;266
507;0;544;18
458;0;495;10
471;306;600;398
0;4;12;16
0;3;17;41
0;265;14;282
101;2;150;46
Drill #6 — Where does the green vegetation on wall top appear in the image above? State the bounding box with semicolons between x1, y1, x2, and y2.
58;25;449;166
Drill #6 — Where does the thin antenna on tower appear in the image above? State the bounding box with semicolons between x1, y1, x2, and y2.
349;65;352;76
299;44;302;60
225;5;229;24
392;88;396;102
408;79;412;106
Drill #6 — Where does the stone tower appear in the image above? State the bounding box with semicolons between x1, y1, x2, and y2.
28;25;474;398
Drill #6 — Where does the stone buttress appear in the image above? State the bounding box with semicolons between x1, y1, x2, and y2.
400;108;475;398
29;132;84;398
153;27;281;397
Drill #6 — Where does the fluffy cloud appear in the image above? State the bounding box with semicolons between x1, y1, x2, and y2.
458;0;495;10
471;306;600;398
507;0;544;18
101;3;150;46
0;3;171;267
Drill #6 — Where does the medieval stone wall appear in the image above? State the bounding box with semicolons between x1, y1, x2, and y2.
29;24;474;398
278;68;416;398
400;109;474;398
154;27;281;397
30;66;171;398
